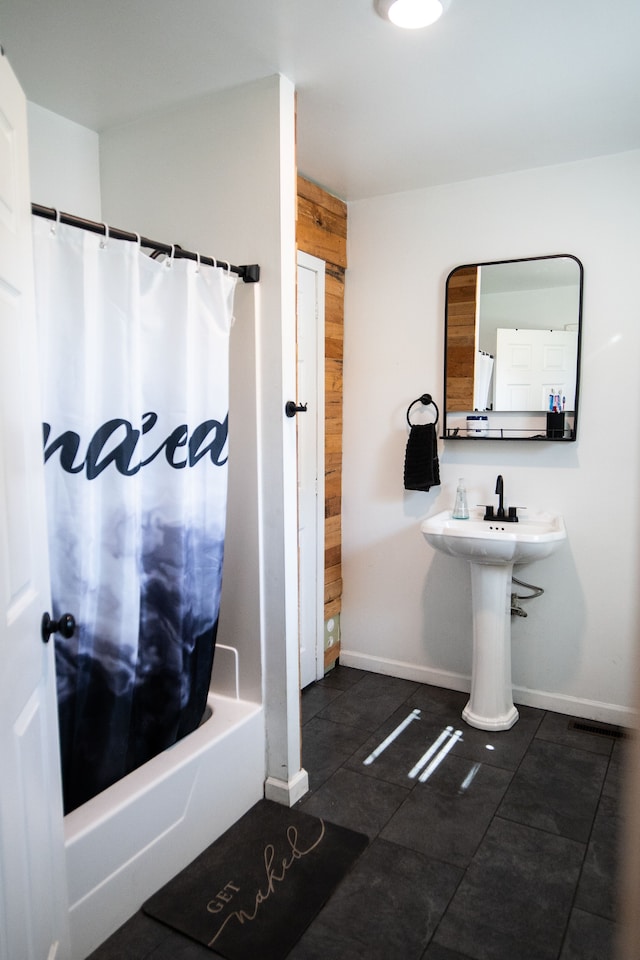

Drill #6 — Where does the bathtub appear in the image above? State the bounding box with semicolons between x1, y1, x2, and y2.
64;650;264;959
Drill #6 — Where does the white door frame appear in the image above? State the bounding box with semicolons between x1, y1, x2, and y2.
0;51;70;960
296;251;325;688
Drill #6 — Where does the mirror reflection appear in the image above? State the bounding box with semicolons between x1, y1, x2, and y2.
444;254;583;440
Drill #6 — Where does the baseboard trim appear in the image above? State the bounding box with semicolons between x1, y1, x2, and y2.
339;649;637;728
264;768;310;807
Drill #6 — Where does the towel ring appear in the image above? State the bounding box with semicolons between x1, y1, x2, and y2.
406;393;439;428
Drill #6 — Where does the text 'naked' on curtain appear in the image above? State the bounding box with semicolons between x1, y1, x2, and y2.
42;412;229;478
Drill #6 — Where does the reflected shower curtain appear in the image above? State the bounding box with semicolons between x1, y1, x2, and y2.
473;351;494;412
32;216;237;813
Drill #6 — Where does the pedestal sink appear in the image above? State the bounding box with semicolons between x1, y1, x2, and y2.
421;510;566;731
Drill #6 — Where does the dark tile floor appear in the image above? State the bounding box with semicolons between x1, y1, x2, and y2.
89;666;625;960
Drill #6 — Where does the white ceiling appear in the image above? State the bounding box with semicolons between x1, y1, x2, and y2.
2;0;640;201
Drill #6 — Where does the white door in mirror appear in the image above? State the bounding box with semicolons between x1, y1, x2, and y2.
494;328;578;412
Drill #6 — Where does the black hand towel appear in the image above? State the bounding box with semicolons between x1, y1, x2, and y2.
404;422;441;491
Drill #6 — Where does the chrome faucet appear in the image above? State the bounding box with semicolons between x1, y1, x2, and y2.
495;474;505;518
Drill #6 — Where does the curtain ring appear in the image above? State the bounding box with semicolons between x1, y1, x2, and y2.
50;208;61;235
195;252;201;273
165;244;175;267
100;224;109;249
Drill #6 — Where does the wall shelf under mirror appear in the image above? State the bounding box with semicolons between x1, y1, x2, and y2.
443;253;584;441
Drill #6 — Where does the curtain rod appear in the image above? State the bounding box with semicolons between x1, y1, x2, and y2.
31;204;260;284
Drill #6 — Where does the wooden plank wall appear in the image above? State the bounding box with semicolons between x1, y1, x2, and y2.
445;266;478;411
296;176;347;669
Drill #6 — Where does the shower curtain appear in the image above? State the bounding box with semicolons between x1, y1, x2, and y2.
32;216;237;813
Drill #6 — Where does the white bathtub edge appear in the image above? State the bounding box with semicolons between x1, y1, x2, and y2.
66;696;265;960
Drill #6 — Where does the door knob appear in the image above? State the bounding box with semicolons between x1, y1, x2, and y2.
285;401;308;417
41;612;76;644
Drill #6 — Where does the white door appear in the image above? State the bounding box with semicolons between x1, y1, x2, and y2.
0;52;70;960
296;253;325;689
494;328;578;410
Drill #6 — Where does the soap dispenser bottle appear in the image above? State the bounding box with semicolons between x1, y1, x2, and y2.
452;478;469;519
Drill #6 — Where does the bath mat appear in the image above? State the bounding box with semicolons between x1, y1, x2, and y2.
142;798;368;960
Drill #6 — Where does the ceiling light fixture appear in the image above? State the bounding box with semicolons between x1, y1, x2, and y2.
375;0;448;29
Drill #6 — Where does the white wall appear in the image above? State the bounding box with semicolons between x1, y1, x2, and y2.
27;101;101;219
99;75;305;799
99;79;270;707
342;150;640;724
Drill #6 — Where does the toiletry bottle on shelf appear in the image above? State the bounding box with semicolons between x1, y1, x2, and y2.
452;478;469;519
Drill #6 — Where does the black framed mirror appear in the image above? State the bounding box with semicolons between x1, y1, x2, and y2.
444;254;583;440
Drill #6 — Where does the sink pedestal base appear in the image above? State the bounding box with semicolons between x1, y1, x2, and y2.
462;562;519;731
